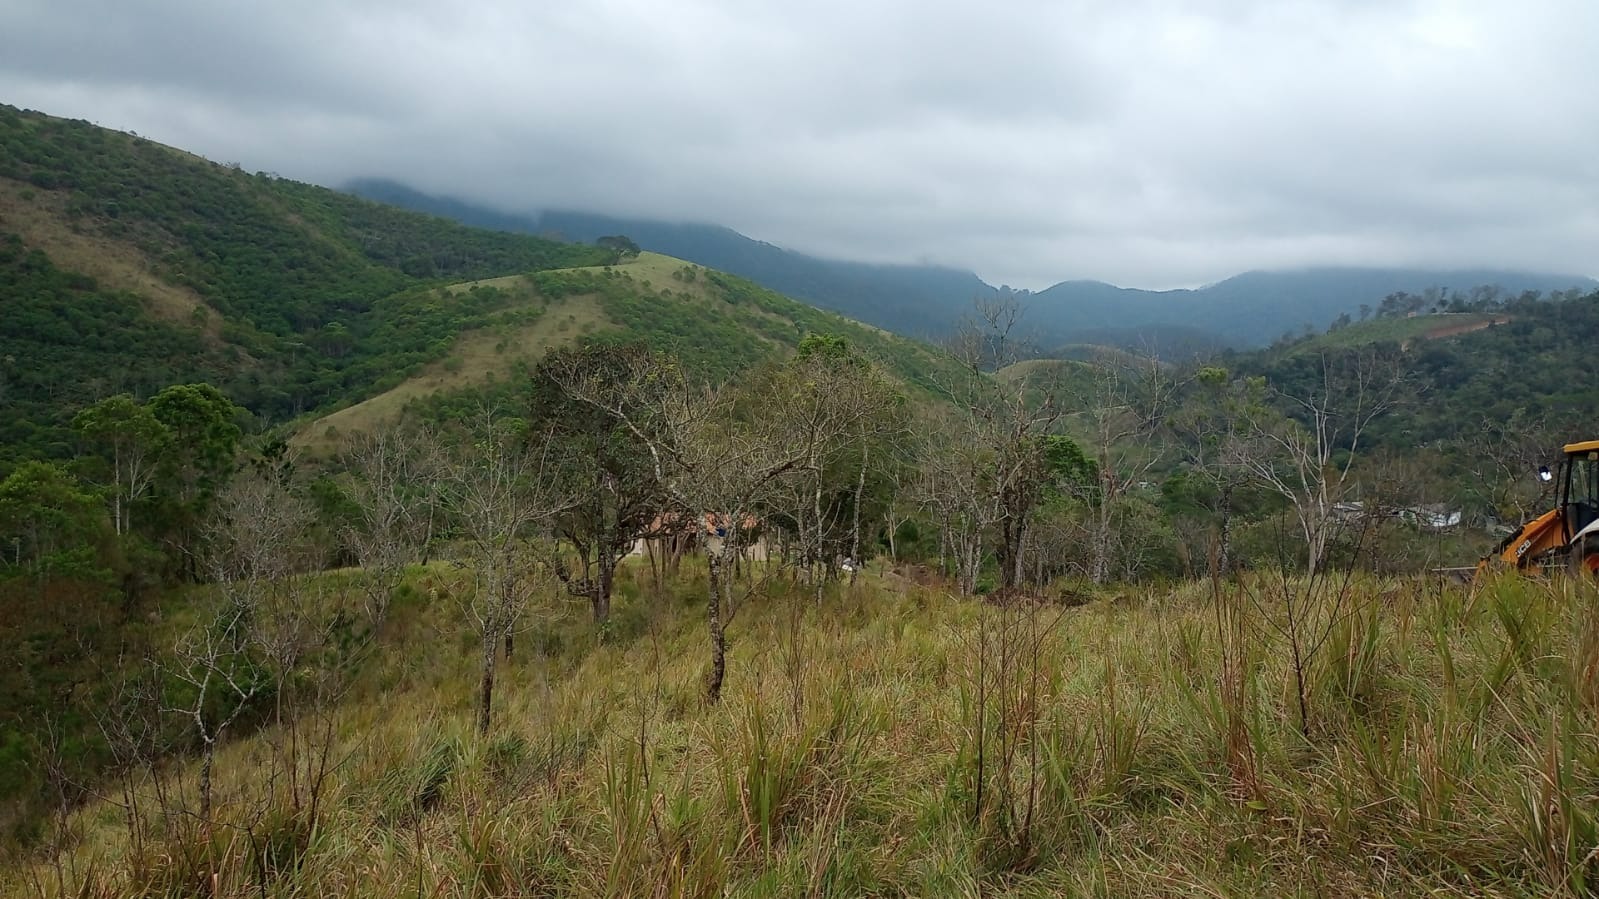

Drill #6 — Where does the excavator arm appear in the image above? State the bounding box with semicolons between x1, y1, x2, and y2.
1478;508;1566;575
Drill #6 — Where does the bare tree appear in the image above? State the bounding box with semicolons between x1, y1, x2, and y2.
560;351;835;701
683;387;838;701
161;603;263;822
1458;411;1562;528
766;339;902;599
1065;352;1177;584
440;407;569;734
342;426;442;630
198;467;356;860
936;297;1069;591
917;414;1006;596
87;657;167;872
1231;349;1405;576
533;344;666;626
204;470;325;690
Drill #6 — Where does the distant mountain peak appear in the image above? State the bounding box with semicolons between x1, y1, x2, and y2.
346;178;1596;350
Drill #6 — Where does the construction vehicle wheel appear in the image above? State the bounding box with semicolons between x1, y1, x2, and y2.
1570;539;1599;577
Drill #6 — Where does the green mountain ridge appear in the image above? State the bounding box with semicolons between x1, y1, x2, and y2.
1029;269;1595;348
8;103;1599;478
347;178;1596;349
293;250;970;455
0;108;956;469
346;177;997;346
1223;294;1599;453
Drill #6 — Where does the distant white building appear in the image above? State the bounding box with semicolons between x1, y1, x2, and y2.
1397;505;1462;530
1332;501;1367;522
1333;501;1461;530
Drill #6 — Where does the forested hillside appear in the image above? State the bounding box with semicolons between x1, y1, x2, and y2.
348;178;997;343
1029;269;1594;348
1226;287;1599;469
10;105;1599;898
0;109;981;847
293;250;974;455
347;179;1595;350
9;295;1599;895
0;108;983;474
0;105;611;465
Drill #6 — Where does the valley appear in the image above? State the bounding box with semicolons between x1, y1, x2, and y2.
4;104;1599;898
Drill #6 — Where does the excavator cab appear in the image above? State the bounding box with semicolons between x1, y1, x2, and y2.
1483;440;1599;575
1563;448;1599;540
1563;443;1599;574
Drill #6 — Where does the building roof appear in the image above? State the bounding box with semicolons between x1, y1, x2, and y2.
643;511;760;537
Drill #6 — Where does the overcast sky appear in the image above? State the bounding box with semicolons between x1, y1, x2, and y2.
3;0;1595;289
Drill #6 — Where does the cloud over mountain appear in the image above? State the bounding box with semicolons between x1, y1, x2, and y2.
3;0;1595;289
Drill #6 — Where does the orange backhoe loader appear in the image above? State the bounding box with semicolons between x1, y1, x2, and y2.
1480;439;1599;576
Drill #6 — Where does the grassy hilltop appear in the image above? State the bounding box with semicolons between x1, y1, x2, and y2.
294;250;970;455
0;106;958;468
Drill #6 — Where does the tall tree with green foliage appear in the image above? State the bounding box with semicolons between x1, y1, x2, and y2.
1027;434;1100;584
0;461;103;577
595;235;641;260
146;384;241;576
1164;366;1259;576
533;343;665;626
72;394;170;538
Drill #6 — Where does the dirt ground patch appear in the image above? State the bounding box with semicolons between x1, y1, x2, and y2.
0;177;221;338
1422;315;1509;340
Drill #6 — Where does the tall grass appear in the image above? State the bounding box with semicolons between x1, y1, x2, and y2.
8;564;1599;897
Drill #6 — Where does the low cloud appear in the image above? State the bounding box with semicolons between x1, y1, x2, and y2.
4;0;1595;288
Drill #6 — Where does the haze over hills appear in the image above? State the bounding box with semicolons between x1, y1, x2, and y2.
4;95;1592;468
349;178;1597;351
4;95;1596;460
347;178;995;346
1029;268;1598;348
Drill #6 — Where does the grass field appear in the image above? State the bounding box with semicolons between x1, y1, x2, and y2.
996;358;1091;382
293;252;760;454
293;250;942;455
607;252;721;303
10;560;1599;897
294;294;612;455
